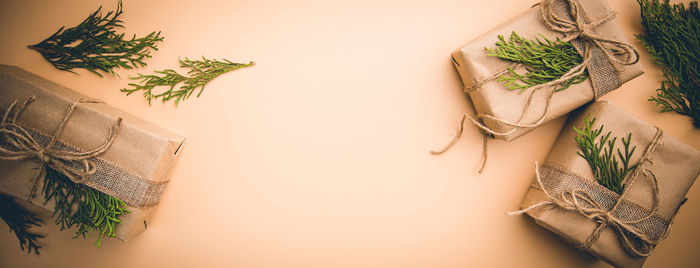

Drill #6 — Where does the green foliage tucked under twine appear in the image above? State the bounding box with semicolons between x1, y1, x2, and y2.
574;116;640;195
0;167;130;254
636;0;700;127
27;0;163;77
485;32;587;93
0;194;44;254
43;168;129;247
121;57;255;105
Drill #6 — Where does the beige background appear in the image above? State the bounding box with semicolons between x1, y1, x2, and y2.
0;0;698;267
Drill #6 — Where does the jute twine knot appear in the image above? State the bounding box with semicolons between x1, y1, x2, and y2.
0;96;122;197
577;24;593;37
36;149;51;163
508;128;666;258
433;0;640;173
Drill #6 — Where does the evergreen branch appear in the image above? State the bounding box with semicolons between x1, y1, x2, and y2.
636;0;700;127
573;116;640;195
27;0;164;77
0;194;44;254
43;168;129;247
121;57;255;105
485;32;587;93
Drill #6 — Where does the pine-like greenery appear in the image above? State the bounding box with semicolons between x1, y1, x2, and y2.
27;0;163;77
574;116;640;195
43;168;129;247
485;32;587;93
121;57;255;105
0;194;44;254
0;167;128;253
637;0;700;127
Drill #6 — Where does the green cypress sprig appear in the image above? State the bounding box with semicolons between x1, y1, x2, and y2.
636;0;700;127
27;0;163;77
121;57;255;105
573;116;640;194
0;194;44;254
485;32;587;92
42;168;130;247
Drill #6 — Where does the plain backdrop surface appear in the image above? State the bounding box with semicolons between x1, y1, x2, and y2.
0;0;698;267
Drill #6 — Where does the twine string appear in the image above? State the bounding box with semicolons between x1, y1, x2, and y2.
0;96;122;200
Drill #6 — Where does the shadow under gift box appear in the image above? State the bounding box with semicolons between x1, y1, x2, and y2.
519;101;700;267
451;0;643;141
0;65;185;241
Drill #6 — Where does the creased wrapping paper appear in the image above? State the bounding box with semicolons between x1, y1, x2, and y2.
451;0;643;141
0;65;185;241
520;101;700;267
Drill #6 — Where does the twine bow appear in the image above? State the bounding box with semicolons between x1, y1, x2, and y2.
540;0;639;70
433;0;640;173
509;128;666;258
0;96;121;199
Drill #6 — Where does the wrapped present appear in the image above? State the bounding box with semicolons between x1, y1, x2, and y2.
450;0;644;141
0;65;185;241
515;101;700;267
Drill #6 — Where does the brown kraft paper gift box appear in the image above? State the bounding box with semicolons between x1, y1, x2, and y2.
0;65;185;241
518;101;700;267
450;0;644;141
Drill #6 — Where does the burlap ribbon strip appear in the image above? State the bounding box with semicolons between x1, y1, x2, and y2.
0;97;168;208
509;128;667;258
433;0;640;173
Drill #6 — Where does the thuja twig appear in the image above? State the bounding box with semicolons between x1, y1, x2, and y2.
573;116;639;194
27;0;163;77
0;194;44;254
121;57;255;105
43;168;130;247
485;32;587;93
636;0;700;127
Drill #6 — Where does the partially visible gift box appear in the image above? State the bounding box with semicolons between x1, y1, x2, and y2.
450;0;643;141
0;65;185;241
517;101;700;267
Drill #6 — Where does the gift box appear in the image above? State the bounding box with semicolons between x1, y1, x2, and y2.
451;0;644;141
518;101;700;267
0;65;185;241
